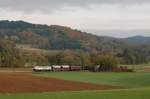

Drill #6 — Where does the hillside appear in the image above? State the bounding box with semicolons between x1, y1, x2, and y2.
0;20;127;54
126;36;150;45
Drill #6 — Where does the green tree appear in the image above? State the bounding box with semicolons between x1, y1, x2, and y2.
95;55;119;71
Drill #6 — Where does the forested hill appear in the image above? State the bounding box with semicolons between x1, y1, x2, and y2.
0;20;129;53
126;36;150;45
0;20;150;54
0;20;150;66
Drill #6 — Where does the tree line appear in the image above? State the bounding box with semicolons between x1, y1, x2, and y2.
0;36;149;72
0;38;25;67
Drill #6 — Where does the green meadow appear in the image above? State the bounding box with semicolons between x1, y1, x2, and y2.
35;72;150;88
0;88;150;99
1;64;150;99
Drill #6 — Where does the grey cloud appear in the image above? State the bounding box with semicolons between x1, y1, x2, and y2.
0;0;150;13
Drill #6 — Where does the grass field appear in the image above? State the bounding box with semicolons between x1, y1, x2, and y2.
0;88;150;99
35;72;150;88
1;67;150;99
120;63;150;72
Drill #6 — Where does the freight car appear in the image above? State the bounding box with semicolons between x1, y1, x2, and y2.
33;65;82;72
33;66;52;72
70;66;82;71
61;65;70;71
52;65;62;72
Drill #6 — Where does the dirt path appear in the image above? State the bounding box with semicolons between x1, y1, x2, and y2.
0;73;120;93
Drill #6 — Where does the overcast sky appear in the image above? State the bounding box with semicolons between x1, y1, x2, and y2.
0;0;150;37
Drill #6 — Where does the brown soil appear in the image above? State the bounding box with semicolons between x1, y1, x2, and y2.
0;73;120;93
143;67;150;72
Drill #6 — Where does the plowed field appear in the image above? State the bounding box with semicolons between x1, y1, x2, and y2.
0;73;120;93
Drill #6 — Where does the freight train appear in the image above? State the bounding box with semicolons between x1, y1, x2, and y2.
33;65;82;72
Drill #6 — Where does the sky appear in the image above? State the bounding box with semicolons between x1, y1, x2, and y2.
0;0;150;38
